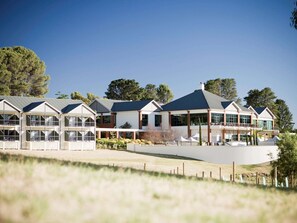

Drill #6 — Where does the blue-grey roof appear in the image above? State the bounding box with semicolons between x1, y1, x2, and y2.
89;98;125;113
0;95;85;113
61;103;82;113
23;101;45;112
112;100;158;112
162;89;250;112
254;107;267;115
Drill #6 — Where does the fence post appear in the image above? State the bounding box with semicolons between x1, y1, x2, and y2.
230;174;232;182
177;167;179;175
182;162;185;176
144;163;146;171
274;167;278;187
219;167;222;180
285;177;289;188
232;161;235;183
256;172;258;185
210;171;212;179
202;171;204;179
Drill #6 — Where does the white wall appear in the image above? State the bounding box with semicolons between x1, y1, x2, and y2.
127;144;278;165
117;111;139;128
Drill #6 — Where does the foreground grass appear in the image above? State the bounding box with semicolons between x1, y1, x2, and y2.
1;153;297;223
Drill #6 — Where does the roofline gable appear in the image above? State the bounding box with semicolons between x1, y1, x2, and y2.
24;101;61;114
0;99;22;112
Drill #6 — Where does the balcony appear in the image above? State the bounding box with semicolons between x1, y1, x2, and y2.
0;119;20;126
28;120;59;127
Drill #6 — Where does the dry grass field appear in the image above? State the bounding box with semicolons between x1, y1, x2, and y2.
2;149;271;180
1;151;297;223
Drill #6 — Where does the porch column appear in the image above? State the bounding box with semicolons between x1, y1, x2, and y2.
132;131;136;140
168;112;171;128
187;111;191;138
138;111;142;129
224;111;226;126
100;113;103;125
116;131;119;139
97;130;101;139
106;132;110;139
111;113;115;128
207;109;211;145
222;129;225;141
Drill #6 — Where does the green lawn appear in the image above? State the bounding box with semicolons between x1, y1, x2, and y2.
1;152;296;223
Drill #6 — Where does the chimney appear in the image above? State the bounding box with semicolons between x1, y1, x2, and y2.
200;82;205;91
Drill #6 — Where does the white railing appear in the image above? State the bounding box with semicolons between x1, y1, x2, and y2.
27;141;60;150
0;141;20;150
64;141;95;151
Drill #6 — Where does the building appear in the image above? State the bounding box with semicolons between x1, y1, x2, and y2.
89;98;162;139
0;96;96;150
161;84;277;144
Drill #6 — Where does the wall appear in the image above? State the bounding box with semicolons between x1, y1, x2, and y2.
127;144;278;165
116;111;139;128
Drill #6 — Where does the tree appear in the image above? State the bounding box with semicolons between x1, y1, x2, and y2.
105;79;144;101
141;84;158;101
275;99;293;133
272;133;297;184
156;84;174;104
291;1;297;29
70;91;99;104
0;46;50;97
205;78;239;102
244;87;276;112
55;91;69;99
86;93;99;102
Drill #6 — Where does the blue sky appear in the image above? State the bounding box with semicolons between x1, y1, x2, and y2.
1;0;297;127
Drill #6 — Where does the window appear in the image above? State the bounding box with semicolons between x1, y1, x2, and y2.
211;113;224;125
190;113;208;125
263;120;273;130
102;116;111;124
27;115;58;126
65;116;83;127
0;130;19;141
84;131;95;141
171;114;187;126
65;131;82;141
155;115;162;127
226;114;238;125
0;114;19;125
142;114;148;126
85;117;95;126
26;130;59;141
240;115;251;126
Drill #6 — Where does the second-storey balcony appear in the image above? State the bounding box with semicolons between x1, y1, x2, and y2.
27;115;59;127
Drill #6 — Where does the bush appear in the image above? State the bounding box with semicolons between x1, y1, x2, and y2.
271;133;297;184
96;138;153;150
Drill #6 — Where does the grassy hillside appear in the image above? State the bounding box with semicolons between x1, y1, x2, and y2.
1;152;296;223
4;150;272;181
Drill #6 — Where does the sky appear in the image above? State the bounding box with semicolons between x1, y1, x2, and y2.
0;0;297;127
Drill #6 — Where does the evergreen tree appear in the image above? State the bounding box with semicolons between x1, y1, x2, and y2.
156;84;174;104
205;78;239;102
142;84;158;101
272;133;297;183
275;99;293;133
292;1;297;29
105;79;144;101
0;46;50;97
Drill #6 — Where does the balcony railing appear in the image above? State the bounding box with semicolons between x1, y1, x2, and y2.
0;120;20;126
28;120;59;126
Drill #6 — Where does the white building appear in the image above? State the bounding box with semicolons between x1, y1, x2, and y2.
0;96;96;150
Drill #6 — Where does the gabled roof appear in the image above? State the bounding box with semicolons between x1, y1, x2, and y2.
23;101;45;112
162;89;244;111
254;107;266;115
254;107;276;119
0;95;85;113
0;99;21;112
112;100;161;112
89;98;125;113
61;103;82;113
